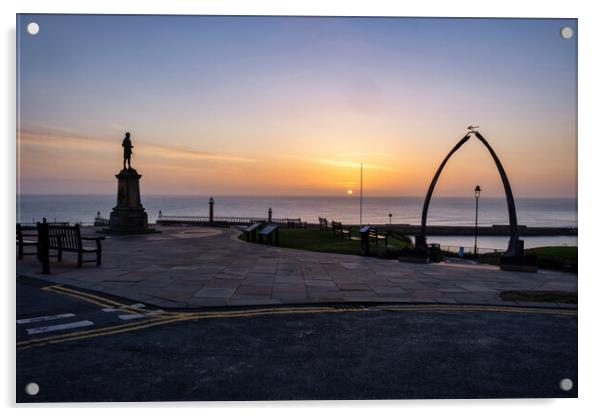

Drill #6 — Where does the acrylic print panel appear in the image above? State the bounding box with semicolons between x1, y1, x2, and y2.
16;14;577;402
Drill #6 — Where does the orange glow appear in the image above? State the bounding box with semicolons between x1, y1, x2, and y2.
17;125;576;198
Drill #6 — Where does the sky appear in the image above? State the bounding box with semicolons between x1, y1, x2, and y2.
17;15;577;197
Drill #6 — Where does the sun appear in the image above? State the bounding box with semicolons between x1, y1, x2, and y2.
347;189;353;195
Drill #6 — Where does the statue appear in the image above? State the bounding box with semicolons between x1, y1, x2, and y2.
105;131;157;234
122;132;134;170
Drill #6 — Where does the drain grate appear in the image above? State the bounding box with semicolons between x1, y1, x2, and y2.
333;304;367;311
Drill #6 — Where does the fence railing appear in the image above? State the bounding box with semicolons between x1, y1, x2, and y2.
94;216;110;226
18;221;74;227
155;214;299;226
437;244;505;256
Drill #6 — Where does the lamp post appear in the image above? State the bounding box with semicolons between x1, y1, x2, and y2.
474;185;481;256
359;163;364;227
388;213;392;225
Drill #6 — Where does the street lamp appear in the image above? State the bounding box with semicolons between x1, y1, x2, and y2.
389;213;392;225
474;185;481;256
359;163;364;227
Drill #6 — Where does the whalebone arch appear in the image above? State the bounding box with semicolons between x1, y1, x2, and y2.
416;130;520;257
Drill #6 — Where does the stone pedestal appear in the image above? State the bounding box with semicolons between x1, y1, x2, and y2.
106;168;156;234
500;254;538;273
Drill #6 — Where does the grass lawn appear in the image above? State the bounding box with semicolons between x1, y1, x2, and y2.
525;246;577;259
479;245;577;273
241;228;412;257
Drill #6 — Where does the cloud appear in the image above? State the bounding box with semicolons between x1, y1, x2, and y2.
17;130;258;164
286;155;391;171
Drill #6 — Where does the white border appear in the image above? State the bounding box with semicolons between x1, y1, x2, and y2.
3;1;600;415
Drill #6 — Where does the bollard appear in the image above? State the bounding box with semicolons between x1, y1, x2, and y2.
209;197;214;224
268;207;272;223
37;217;50;274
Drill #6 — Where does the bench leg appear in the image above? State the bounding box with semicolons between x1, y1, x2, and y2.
97;240;102;266
18;244;23;260
77;252;83;268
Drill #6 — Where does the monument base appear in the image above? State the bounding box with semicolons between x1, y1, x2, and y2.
500;254;538;273
101;168;160;235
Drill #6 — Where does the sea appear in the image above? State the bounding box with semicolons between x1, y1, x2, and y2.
16;195;577;250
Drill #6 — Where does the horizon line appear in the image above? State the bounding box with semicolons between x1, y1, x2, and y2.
16;193;578;200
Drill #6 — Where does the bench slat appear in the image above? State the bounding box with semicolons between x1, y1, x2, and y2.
259;224;279;235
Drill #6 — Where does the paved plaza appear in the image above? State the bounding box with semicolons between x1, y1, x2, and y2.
16;226;577;309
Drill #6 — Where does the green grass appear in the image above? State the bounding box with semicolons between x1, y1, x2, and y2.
241;228;412;257
478;245;578;273
525;246;577;259
499;290;577;304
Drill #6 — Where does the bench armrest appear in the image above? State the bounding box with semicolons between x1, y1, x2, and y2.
82;236;105;241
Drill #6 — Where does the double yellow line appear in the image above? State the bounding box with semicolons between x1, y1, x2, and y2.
17;285;576;350
379;304;578;316
18;285;341;350
42;285;151;313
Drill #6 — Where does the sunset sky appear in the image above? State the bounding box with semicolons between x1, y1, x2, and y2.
17;15;577;197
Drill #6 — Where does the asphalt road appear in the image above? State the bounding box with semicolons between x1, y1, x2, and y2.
16;279;577;402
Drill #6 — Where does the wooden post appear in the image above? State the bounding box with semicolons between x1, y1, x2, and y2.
37;217;50;274
209;197;214;224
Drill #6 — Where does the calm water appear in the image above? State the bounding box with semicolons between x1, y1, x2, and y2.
17;195;577;249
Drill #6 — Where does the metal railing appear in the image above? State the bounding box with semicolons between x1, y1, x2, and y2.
437;244;504;256
94;216;110;226
156;213;297;226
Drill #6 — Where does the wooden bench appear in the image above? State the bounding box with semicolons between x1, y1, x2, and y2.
242;222;262;242
331;221;352;239
258;224;280;245
368;227;388;246
318;217;329;231
286;218;307;229
16;224;37;259
48;224;105;267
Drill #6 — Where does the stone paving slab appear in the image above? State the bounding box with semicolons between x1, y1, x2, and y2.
16;226;578;309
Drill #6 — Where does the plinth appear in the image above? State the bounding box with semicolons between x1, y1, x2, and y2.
105;168;157;234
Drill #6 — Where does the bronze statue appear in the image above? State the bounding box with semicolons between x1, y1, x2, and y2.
122;132;134;170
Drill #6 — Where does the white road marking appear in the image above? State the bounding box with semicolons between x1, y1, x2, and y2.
26;320;94;335
17;313;76;325
102;308;119;313
117;313;146;321
130;303;146;308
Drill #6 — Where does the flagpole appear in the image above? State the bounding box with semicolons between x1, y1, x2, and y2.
360;162;363;227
